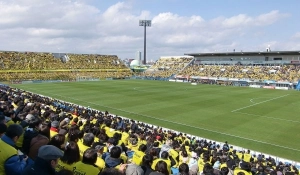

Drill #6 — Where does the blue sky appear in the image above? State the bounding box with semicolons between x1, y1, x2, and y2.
0;0;299;61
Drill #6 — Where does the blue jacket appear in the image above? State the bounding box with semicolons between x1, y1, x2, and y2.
104;155;123;168
1;135;28;175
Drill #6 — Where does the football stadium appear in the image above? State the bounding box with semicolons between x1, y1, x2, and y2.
0;50;300;175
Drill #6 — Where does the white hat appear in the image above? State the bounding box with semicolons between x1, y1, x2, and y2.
25;114;35;122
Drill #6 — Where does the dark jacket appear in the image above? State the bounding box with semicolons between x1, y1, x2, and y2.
104;155;123;168
141;165;155;175
22;157;56;175
22;127;39;154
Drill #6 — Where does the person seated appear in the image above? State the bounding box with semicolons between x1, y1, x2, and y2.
56;141;80;172
22;145;63;175
73;148;101;175
105;146;124;168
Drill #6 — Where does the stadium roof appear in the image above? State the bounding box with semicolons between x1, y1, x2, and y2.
184;51;300;57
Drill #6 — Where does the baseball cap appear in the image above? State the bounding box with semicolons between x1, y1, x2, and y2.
38;145;63;160
25;114;35;122
51;121;59;128
126;164;144;175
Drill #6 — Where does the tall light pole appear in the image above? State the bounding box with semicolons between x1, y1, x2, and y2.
139;20;151;64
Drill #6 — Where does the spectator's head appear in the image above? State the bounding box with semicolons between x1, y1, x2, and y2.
239;161;251;171
28;116;41;129
149;148;158;158
142;154;153;166
82;148;97;165
67;129;80;142
25;114;35;123
39;122;50;139
38;145;63;168
0;123;7;137
49;134;65;150
125;164;144;175
72;117;78;125
92;142;105;154
138;144;147;152
181;150;188;157
61;141;80;165
5;124;23;143
155;160;169;175
107;137;116;146
110;146;122;158
83;133;94;147
178;163;189;175
203;163;214;175
220;167;229;175
51;120;59;128
160;151;169;159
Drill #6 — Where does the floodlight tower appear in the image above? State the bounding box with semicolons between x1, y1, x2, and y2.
139;20;151;64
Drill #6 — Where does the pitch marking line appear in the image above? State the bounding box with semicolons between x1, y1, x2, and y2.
250;98;256;103
231;94;290;112
234;111;300;123
19;88;300;153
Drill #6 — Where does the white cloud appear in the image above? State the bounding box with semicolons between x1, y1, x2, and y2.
0;0;294;60
292;32;300;39
220;10;289;28
255;10;289;26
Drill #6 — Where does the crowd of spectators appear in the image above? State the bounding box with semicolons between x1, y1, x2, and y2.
0;52;61;70
0;85;299;175
0;51;132;81
66;54;128;70
144;57;193;78
178;64;300;82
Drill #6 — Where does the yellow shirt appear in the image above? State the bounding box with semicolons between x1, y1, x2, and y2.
121;132;129;145
243;153;251;162
95;157;105;172
50;130;58;139
104;126;115;138
0;139;18;175
56;160;77;172
127;143;140;152
77;141;90;158
73;161;100;175
132;150;145;165
6;120;15;127
236;152;243;160
16;126;27;148
220;163;227;169
198;159;211;172
169;149;179;167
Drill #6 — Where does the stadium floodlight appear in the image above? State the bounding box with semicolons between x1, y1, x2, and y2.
139;20;151;64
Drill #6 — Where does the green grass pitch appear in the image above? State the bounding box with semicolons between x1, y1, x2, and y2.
10;80;300;162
